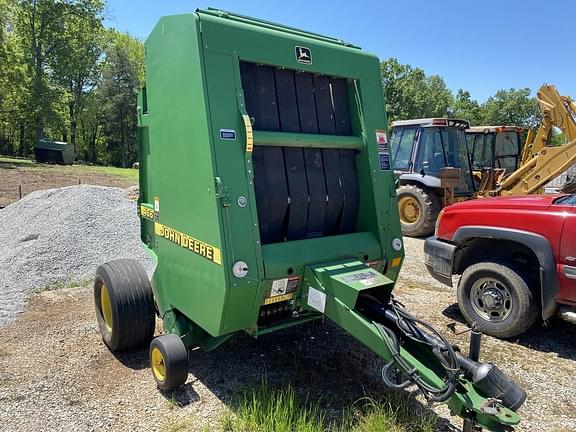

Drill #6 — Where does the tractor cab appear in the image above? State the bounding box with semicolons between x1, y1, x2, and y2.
390;118;475;236
466;126;524;173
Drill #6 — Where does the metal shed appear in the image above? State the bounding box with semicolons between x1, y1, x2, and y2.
34;139;75;165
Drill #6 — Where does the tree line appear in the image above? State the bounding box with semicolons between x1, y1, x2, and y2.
0;2;547;168
0;0;143;167
381;58;540;128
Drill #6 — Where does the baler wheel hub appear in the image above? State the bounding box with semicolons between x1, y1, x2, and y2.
100;284;113;332
151;347;166;382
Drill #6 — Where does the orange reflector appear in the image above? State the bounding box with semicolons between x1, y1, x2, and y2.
391;257;402;268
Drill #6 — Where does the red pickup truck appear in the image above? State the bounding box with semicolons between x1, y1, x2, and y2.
424;193;576;338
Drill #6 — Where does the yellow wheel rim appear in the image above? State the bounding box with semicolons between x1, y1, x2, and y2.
398;196;421;224
151;347;166;382
100;284;113;332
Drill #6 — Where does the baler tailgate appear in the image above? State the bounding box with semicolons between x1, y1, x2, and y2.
240;62;360;243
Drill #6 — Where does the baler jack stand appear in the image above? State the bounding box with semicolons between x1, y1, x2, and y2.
303;260;525;432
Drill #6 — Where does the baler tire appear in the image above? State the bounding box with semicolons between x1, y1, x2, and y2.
396;184;440;237
94;259;155;352
457;261;538;338
149;334;189;391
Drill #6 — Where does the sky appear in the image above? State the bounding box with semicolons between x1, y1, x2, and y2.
104;0;575;102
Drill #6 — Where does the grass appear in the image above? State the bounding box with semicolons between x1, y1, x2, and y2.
165;393;184;410
0;156;34;165
42;277;93;292
219;382;436;432
0;155;138;182
162;417;196;432
94;165;139;181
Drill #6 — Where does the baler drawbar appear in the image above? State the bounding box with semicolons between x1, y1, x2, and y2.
93;8;525;431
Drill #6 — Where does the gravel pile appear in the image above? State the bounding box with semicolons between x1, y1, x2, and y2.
0;185;155;326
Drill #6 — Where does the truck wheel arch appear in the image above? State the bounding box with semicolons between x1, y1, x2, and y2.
452;226;559;321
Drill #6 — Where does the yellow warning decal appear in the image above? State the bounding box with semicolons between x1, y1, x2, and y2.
264;292;294;305
154;222;222;265
139;205;155;221
242;114;253;153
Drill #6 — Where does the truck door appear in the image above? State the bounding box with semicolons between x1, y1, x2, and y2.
558;198;576;304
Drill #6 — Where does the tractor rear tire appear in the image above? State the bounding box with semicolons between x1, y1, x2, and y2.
94;259;155;352
457;261;538;338
396;184;441;237
150;334;189;391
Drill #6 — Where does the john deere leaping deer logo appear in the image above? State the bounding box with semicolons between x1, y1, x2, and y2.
295;46;312;64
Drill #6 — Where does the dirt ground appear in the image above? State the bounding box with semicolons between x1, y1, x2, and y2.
0;238;575;432
0;159;136;208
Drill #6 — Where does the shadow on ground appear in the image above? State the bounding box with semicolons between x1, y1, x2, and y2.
113;349;149;371
442;302;576;361
103;316;464;429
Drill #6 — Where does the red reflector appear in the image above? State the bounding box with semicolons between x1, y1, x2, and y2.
432;119;448;126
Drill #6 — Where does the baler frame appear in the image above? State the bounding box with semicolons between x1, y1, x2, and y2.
93;8;525;432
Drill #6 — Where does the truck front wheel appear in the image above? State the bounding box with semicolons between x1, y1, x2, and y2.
396;184;440;237
457;261;538;338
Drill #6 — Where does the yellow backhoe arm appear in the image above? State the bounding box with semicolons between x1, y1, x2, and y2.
498;137;576;195
498;84;576;196
521;85;576;164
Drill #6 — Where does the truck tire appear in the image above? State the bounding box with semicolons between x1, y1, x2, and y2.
94;259;156;351
457;261;538;338
150;334;189;390
396;184;440;237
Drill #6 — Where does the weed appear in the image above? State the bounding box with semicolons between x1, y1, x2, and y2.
165;393;184;410
221;382;436;432
161;417;195;432
42;277;93;291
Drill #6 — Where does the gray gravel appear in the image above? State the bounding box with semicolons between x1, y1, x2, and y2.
0;185;155;326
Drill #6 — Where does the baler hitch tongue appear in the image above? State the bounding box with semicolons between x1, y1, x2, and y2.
304;261;524;432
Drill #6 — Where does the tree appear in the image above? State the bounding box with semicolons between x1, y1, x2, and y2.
480;88;539;128
0;0;28;155
452;89;482;125
425;75;453;119
381;58;452;123
98;31;144;167
13;0;103;154
51;0;107;151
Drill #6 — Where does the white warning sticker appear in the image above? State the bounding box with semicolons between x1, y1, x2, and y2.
271;278;288;296
307;287;326;313
376;130;388;151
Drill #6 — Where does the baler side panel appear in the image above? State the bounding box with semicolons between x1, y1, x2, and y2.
352;77;404;279
143;15;227;336
200;50;265;333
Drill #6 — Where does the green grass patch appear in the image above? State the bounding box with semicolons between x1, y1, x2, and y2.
77;165;139;181
42;277;93;292
220;382;436;432
161;417;196;432
60;164;139;181
0;155;138;182
0;156;35;165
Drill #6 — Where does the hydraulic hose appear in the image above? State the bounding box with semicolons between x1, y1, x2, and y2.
363;296;459;403
358;294;526;411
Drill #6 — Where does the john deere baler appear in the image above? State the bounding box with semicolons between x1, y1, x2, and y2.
93;9;525;431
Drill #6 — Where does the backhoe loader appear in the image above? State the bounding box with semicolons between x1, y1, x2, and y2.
393;85;576;235
479;84;576;196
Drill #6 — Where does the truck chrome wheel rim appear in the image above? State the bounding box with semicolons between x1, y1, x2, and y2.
470;277;512;322
151;347;166;382
100;284;113;332
398;196;420;224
